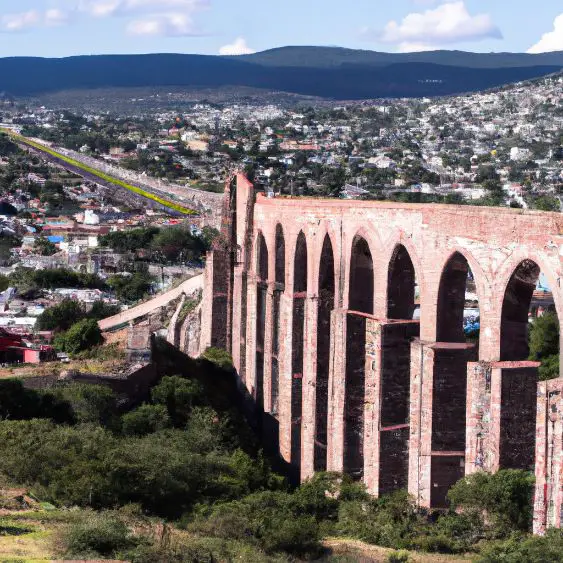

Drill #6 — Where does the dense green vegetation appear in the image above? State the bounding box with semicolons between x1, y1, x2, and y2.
99;224;218;264
0;346;558;562
53;318;104;355
107;269;155;303
8;267;105;298
34;299;120;357
529;310;560;380
36;299;119;332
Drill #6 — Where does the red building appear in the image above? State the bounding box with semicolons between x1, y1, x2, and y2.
0;328;54;364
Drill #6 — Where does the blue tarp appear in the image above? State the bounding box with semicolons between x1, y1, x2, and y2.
47;236;64;243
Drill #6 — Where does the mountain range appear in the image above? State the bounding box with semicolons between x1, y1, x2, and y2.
2;46;562;100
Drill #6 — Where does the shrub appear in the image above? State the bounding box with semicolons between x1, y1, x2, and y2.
54;318;104;355
290;472;360;523
35;299;85;332
63;512;138;558
538;353;559;381
477;528;563;562
387;551;410;563
447;469;534;536
0;379;72;423
192;491;322;557
75;342;126;362
49;383;118;426
337;490;420;549
529;311;559;370
202;347;233;370
128;543;216;563
121;404;171;436
151;376;204;427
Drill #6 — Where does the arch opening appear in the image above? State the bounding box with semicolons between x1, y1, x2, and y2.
377;244;420;495
387;244;416;321
498;260;560;470
255;233;268;412
291;231;307;476
431;252;479;507
436;252;480;347
314;235;335;472
344;235;374;479
501;259;541;361
271;225;285;415
349;236;374;314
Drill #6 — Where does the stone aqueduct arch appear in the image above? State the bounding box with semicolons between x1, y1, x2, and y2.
200;174;563;534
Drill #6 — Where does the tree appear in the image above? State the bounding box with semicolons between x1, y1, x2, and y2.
151;376;203;427
448;469;534;535
202;347;233;370
150;227;207;263
89;301;120;320
529;310;560;380
99;227;159;253
55;319;104;355
476;165;500;184
533;195;560;212
320;168;346;196
0;274;9;292
51;383;117;426
36;299;85;332
121;404;171;436
108;271;154;303
34;236;57;256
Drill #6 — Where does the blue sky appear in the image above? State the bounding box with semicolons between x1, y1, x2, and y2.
0;1;562;57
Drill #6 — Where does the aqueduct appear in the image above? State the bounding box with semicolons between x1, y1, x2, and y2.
200;174;563;534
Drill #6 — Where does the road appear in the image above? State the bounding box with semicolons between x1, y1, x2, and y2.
98;274;203;332
3;129;199;215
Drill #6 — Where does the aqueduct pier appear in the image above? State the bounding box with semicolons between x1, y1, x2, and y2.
200;174;563;534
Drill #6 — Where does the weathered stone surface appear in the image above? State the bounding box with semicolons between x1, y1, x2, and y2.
202;173;563;529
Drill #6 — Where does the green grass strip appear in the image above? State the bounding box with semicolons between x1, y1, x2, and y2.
3;130;197;215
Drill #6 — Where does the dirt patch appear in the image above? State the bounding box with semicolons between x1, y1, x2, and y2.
323;538;475;562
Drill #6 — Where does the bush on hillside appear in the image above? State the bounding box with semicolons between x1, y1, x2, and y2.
151;376;204;427
63;511;140;558
477;528;563;563
49;383;118;427
36;299;84;332
201;347;233;370
190;490;322;557
121;404;171;436
337;490;421;549
0;379;72;423
447;469;534;536
54;318;104;355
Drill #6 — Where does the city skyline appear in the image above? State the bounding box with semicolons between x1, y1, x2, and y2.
0;1;561;58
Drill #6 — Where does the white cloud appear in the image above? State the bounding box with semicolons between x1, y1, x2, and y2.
528;14;563;54
371;1;502;52
45;9;68;27
219;37;255;56
1;11;41;32
397;42;439;53
80;0;208;37
79;1;121;17
0;9;68;32
127;12;199;36
80;0;207;17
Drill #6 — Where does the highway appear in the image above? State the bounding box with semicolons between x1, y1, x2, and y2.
2;129;199;216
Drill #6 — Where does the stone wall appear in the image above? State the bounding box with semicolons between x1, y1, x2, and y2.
201;173;563;530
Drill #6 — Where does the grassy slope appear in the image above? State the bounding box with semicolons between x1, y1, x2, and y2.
3;130;197;215
0;511;477;562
